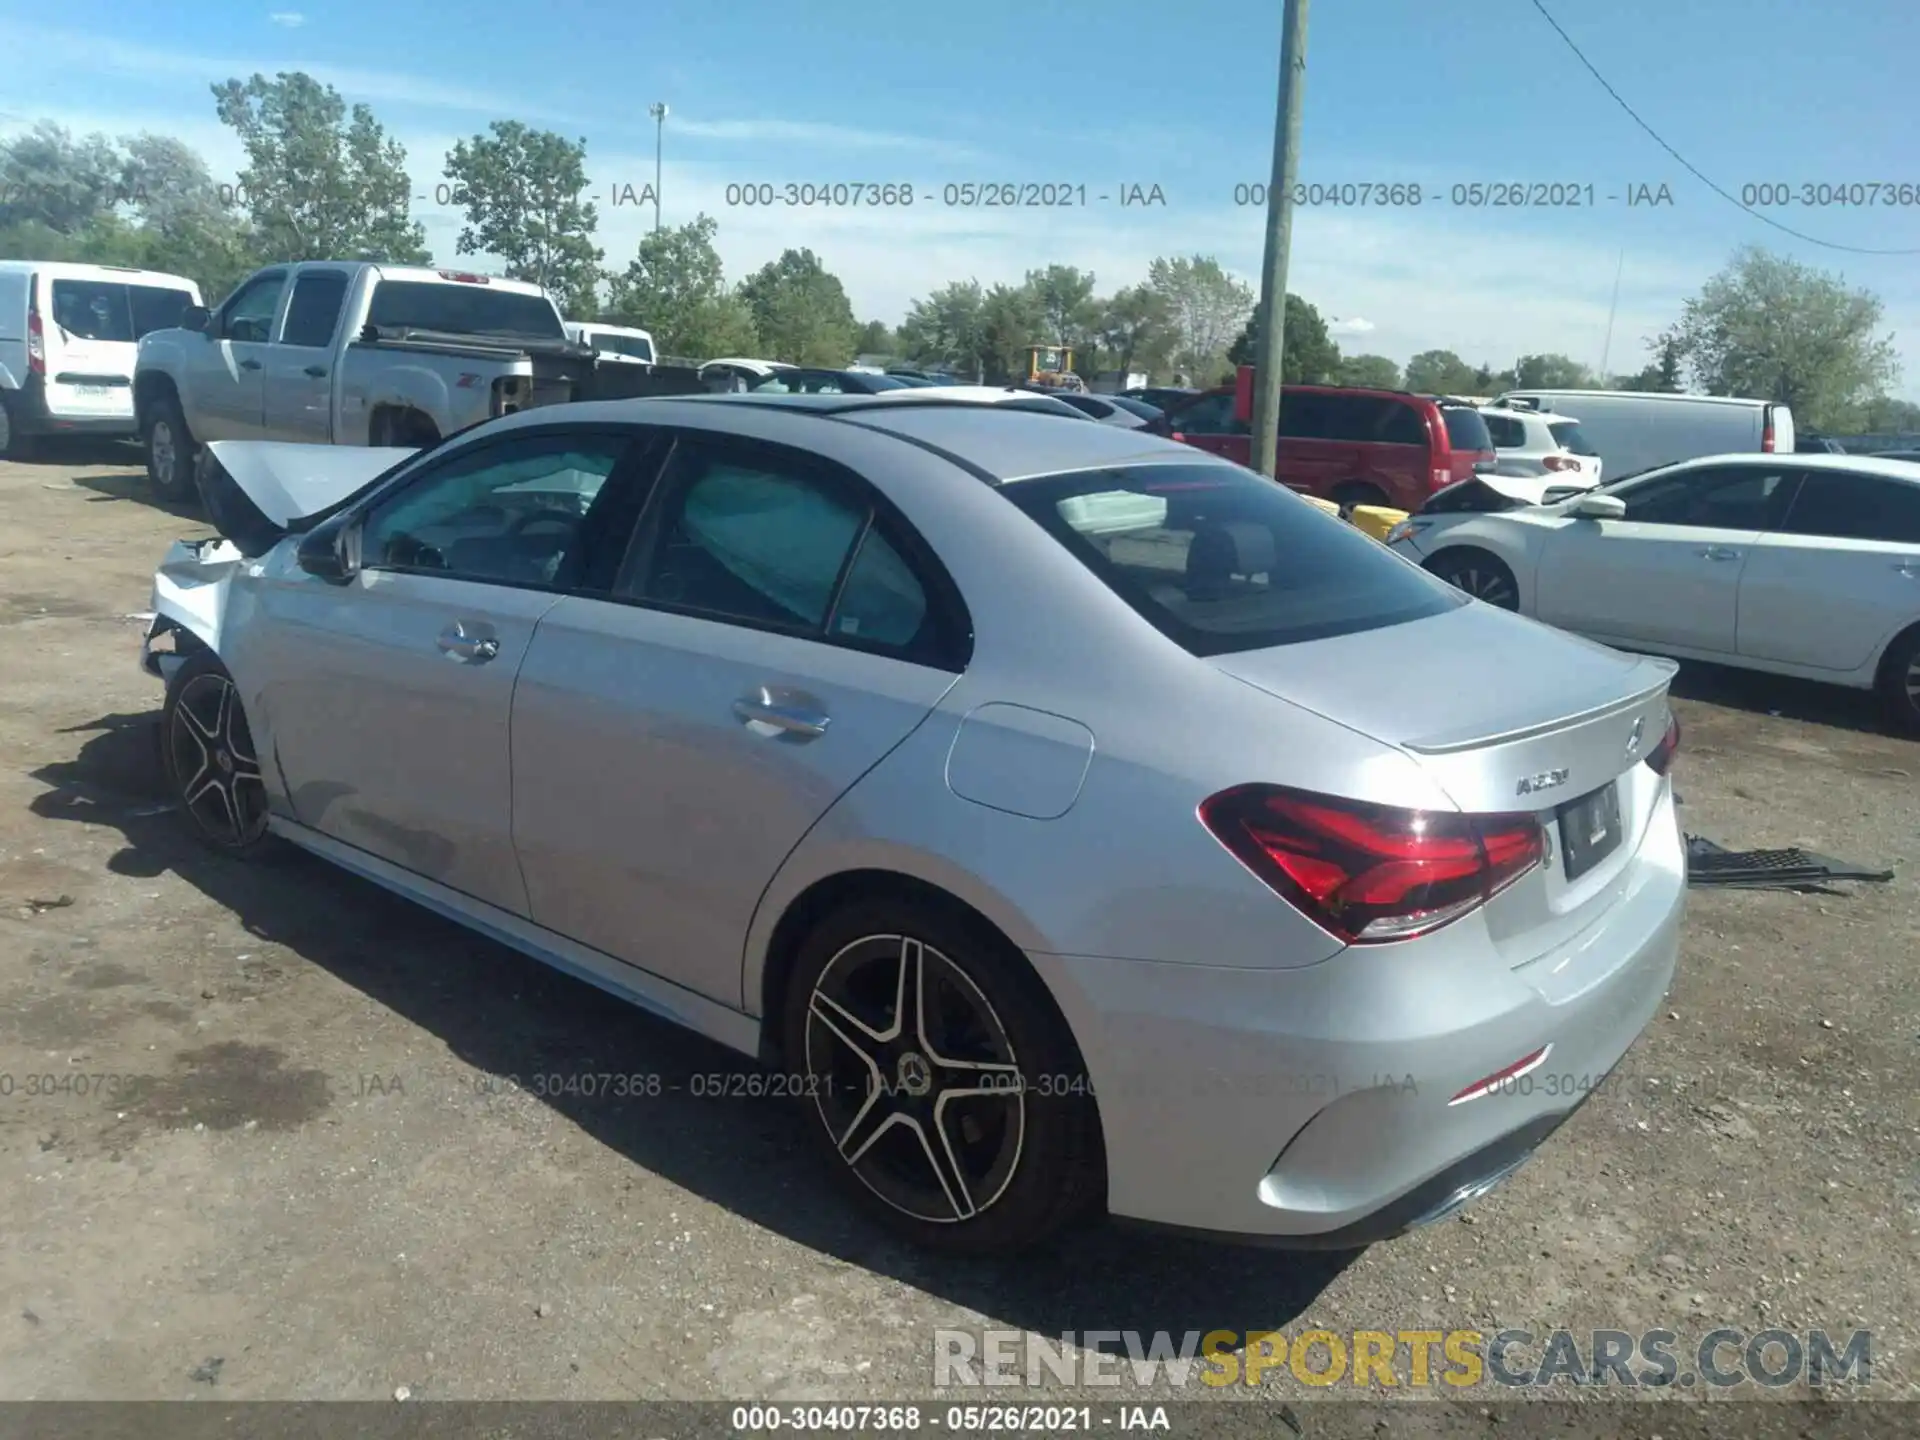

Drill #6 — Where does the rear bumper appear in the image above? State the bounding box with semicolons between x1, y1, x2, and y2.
6;375;138;435
1029;786;1686;1245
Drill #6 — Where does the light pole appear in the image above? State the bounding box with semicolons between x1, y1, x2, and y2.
648;102;668;232
1249;0;1310;479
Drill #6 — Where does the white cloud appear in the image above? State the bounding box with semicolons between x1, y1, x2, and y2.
268;11;305;26
1328;317;1375;336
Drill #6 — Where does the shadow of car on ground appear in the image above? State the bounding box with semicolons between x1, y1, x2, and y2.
28;709;1356;1345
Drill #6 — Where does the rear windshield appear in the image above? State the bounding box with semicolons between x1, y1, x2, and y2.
590;331;654;361
1440;406;1494;452
1548;419;1599;456
366;281;564;339
1004;463;1463;656
50;279;197;342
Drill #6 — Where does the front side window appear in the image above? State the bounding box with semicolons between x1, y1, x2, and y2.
1005;462;1463;656
222;273;287;343
359;433;631;586
1618;466;1795;529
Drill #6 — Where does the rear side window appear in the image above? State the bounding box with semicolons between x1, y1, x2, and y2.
1619;466;1795;528
1440;407;1492;452
1548;420;1598;456
365;281;564;339
1005;463;1463;656
1483;413;1526;448
1778;471;1920;544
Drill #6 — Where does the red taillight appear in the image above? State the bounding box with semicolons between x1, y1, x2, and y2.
1644;713;1680;776
1170;431;1187;443
1761;410;1775;453
26;302;45;374
1542;453;1579;472
1198;785;1545;944
1430;467;1451;490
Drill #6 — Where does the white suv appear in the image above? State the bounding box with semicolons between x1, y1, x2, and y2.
1478;403;1604;497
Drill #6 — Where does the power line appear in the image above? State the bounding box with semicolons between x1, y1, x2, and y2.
1527;0;1920;257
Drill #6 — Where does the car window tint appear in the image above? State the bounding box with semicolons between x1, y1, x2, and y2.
831;526;929;647
1439;406;1491;451
1484;413;1526;448
222;273;285;343
1381;400;1431;446
1620;467;1791;528
361;434;629;587
1548;419;1598;455
279;272;349;347
637;457;867;630
1008;463;1462;656
1278;391;1326;438
1780;471;1920;543
1173;393;1242;434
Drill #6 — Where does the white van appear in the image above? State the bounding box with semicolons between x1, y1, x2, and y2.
0;261;204;458
1494;389;1794;484
564;321;655;366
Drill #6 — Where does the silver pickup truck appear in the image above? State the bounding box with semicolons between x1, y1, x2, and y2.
133;261;700;500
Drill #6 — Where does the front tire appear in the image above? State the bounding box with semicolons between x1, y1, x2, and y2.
161;652;276;858
145;394;196;502
1428;548;1520;611
1877;625;1920;736
782;898;1104;1255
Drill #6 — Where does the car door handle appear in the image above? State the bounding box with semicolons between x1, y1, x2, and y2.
1696;546;1739;561
436;625;500;663
733;693;830;737
304;365;328;378
239;358;262;371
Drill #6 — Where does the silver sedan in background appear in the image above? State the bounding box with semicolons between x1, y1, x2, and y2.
144;393;1686;1255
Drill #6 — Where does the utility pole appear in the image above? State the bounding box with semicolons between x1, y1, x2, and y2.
648;102;668;232
1598;247;1624;380
1249;0;1310;479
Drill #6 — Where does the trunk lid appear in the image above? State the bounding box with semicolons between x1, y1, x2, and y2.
1213;601;1675;814
1213;602;1678;966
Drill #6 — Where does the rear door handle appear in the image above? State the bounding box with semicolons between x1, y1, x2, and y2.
239;358;262;371
304;365;328;378
436;622;500;663
733;690;830;737
1696;546;1739;561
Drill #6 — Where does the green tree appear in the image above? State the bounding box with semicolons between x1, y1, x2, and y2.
737;248;858;365
1660;245;1900;430
1226;294;1341;383
1026;264;1099;364
1512;353;1596;389
604;213;757;359
1146;256;1254;384
1860;395;1920;433
443;122;602;317
0;122;126;233
118;133;254;302
1095;283;1167;383
212;72;429;263
978;282;1050;383
898;280;987;379
1404;349;1482;395
1616;337;1683;392
854;319;895;356
1337;353;1402;389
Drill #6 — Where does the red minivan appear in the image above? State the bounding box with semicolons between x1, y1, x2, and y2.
1152;383;1497;514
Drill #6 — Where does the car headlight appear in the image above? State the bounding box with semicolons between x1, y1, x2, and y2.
1384;518;1430;546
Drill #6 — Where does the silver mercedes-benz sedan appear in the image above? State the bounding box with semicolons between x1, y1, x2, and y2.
143;393;1686;1255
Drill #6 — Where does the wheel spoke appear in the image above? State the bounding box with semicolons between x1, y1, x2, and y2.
810;988;891;1053
837;1096;904;1165
177;690;220;744
908;1111;976;1220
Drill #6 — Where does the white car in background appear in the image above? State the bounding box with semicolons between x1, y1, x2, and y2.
565;322;655;365
1496;389;1794;485
699;357;795;391
1386;453;1920;732
1478;403;1603;495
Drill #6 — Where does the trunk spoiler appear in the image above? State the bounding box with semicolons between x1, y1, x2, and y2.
200;441;420;556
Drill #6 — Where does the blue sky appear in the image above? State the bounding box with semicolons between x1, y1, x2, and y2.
5;0;1919;394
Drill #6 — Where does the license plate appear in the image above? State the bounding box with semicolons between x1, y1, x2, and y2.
1557;782;1623;881
74;385;111;397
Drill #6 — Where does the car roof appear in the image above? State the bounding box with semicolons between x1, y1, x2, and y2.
1635;452;1920;483
481;392;1221;484
1499;390;1777;410
0;259;198;286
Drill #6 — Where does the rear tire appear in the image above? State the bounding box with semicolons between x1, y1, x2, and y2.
1428;548;1520;611
1876;625;1920;736
0;392;39;461
781;897;1104;1255
1330;481;1389;520
145;394;196;502
161;651;278;859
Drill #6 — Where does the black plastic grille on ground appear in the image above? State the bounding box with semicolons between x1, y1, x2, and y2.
1685;835;1894;890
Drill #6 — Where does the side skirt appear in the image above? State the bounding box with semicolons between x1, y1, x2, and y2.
269;817;764;1059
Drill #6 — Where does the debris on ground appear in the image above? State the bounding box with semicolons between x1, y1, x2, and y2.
1684;835;1894;892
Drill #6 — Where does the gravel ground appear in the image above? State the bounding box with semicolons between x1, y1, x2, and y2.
0;445;1915;1430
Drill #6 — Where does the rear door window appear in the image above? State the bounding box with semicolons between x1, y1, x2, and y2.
1005;462;1463;656
279;271;350;348
1776;470;1920;544
1618;466;1797;529
1171;393;1244;434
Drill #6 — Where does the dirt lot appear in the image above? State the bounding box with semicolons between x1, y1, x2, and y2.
1;445;1916;1424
